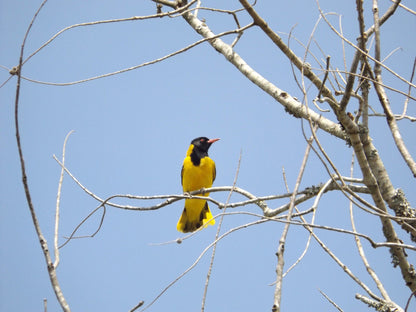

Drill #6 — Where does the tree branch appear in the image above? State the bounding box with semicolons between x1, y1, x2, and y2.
53;130;74;268
202;151;242;311
340;110;416;292
239;0;338;111
371;0;416;177
14;0;70;310
179;2;344;140
273;130;315;312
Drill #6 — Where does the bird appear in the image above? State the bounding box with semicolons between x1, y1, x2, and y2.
177;137;220;233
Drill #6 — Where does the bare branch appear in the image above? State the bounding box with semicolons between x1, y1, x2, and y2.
129;301;144;312
355;293;404;312
152;0;177;7
358;130;416;290
317;55;331;99
21;22;254;86
138;218;269;312
350;198;391;300
371;0;416;177
322;68;416;101
22;1;196;67
404;290;416;312
58;201;106;249
366;0;402;37
14;0;70;310
174;1;345;140
398;57;416;120
319;289;344;312
202;151;242;311
53;130;74;268
240;0;340;114
390;0;416;15
317;1;415;93
273;130;315;312
348;150;392;300
304;225;384;302
55;154;416;247
281;170;322;278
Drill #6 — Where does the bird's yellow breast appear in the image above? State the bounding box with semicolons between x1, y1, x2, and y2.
181;156;216;193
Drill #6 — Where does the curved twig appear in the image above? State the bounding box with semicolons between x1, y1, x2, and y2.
21;23;254;86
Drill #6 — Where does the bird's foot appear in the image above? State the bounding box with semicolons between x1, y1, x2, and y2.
184;191;192;198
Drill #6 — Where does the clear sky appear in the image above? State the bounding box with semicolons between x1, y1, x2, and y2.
1;0;415;311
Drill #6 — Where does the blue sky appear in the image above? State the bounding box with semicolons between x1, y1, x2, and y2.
1;0;415;311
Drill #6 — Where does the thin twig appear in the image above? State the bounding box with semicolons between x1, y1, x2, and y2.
58;202;106;249
319;289;344;311
137;218;269;312
239;0;338;110
316;1;415;91
129;300;144;312
398;57;416;120
349;150;391;300
272;131;315;312
21;23;254;86
389;0;415;15
404;290;416;312
154;209;416;252
53;130;74;268
23;0;197;66
194;0;201;17
201;151;242;311
266;214;416;252
355;293;404;312
317;55;331;99
338;13;347;78
303;222;384;302
316;68;416;101
350;202;392;299
151;0;177;7
371;0;416;177
283;178;330;278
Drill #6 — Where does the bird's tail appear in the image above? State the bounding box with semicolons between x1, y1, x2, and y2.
177;198;215;233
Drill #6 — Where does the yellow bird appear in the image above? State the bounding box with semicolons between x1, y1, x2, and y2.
177;137;220;233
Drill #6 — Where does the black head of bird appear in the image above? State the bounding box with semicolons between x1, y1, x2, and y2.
190;137;220;166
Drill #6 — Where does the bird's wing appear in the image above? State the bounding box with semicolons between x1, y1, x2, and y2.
212;160;216;183
181;164;184;186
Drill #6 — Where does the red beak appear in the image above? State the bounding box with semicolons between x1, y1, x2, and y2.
208;138;220;144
